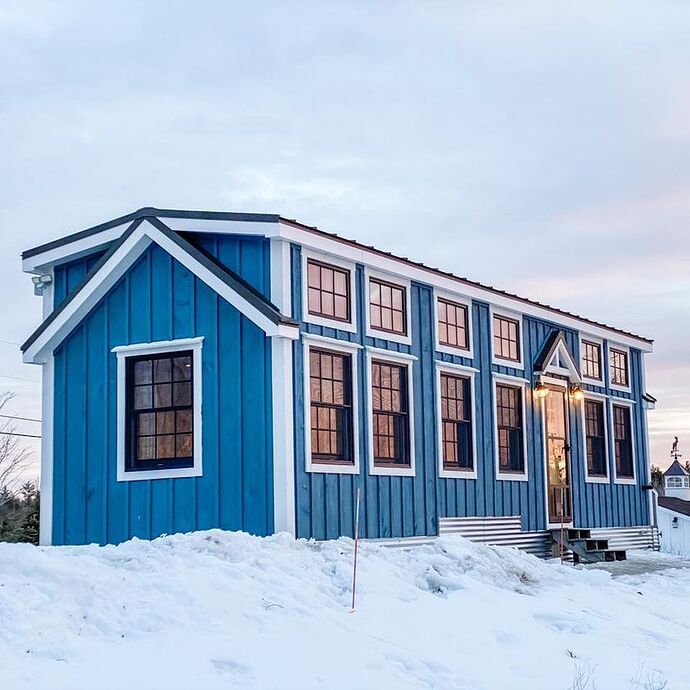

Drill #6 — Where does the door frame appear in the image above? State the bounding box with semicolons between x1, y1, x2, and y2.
539;375;574;529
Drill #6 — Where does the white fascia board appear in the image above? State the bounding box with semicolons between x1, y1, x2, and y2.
276;222;653;353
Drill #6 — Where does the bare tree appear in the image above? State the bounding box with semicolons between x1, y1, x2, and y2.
0;392;33;506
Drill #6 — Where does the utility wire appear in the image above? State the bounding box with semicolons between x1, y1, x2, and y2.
0;431;41;439
0;373;40;384
0;414;41;424
0;339;21;347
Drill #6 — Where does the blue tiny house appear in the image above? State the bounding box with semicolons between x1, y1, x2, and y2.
22;209;657;551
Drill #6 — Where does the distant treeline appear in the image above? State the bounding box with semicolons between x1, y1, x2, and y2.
0;481;39;544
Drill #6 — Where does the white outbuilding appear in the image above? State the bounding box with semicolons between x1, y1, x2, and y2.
658;460;690;555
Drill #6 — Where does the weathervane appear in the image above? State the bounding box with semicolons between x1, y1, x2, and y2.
671;436;682;462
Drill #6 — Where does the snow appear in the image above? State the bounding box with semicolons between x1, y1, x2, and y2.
2;531;690;690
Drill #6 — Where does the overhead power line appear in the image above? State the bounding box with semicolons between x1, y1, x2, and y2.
0;373;40;384
0;431;41;439
0;414;41;424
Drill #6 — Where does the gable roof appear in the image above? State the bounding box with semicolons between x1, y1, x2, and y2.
533;330;582;382
664;460;689;477
658;496;690;517
22;207;653;348
21;216;297;363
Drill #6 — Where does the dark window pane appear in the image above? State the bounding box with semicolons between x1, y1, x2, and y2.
134;360;152;384
156;411;174;435
173;381;192;406
138;437;155;460
154;383;172;408
156;435;175;458
176;434;193;457
138;412;155;436
176;409;193;433
173;356;192;381
153;358;172;383
495;384;524;472
134;385;152;410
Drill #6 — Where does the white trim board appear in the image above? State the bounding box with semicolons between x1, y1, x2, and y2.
38;354;54;545
23;219;298;364
114;338;204;482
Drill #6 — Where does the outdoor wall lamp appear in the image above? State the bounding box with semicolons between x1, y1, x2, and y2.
570;384;584;402
534;382;549;400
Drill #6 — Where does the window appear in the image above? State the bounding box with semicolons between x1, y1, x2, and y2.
437;298;470;351
667;476;689;488
307;259;350;322
371;360;410;466
369;278;407;336
495;383;525;474
612;404;634;479
308;348;354;465
584;399;607;477
582;340;602;380
126;351;194;472
440;372;473;470
493;314;521;363
610;348;629;387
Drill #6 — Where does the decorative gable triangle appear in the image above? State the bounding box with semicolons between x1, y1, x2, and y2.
534;330;582;383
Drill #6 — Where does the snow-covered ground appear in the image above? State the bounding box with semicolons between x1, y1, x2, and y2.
1;532;689;690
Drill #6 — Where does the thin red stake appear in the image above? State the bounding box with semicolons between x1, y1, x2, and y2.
351;487;361;612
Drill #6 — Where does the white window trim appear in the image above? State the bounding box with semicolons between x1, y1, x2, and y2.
580;391;610;484
492;373;528;481
113;337;204;482
366;349;416;477
609;398;636;485
364;267;412;346
433;289;474;359
579;333;604;385
490;306;524;370
436;362;477;479
608;343;632;394
301;249;357;333
303;335;361;475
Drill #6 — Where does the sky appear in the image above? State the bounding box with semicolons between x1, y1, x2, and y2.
1;0;689;480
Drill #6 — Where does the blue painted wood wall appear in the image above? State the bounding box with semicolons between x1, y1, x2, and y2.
51;236;274;545
291;244;650;540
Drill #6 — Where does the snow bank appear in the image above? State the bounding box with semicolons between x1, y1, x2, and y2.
1;531;689;689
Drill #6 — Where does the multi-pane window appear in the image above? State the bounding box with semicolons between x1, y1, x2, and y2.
369;278;407;336
667;476;690;488
613;404;634;478
584;399;607;477
437;299;469;351
127;351;194;471
371;360;409;466
582;340;602;380
610;348;629;387
495;384;525;473
440;373;473;470
309;348;354;464
493;314;521;363
307;259;350;322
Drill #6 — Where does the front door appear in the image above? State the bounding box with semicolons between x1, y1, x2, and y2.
544;384;572;525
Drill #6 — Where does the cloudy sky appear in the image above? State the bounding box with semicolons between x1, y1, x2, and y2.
1;1;689;478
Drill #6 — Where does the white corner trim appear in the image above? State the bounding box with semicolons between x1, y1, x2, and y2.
115;338;204;482
366;350;416;477
365;345;417;362
270;237;292;318
272;335;296;533
490;306;525;370
580;394;611;484
435;363;478;480
301;248;357;333
433;289;474;359
578;333;605;385
492;374;529;482
302;332;363;350
364;267;412;346
610;398;637;485
303;339;360;475
39;354;54;545
608;342;632;394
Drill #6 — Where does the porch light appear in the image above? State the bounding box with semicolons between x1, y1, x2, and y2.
570;385;584;402
534;382;549;400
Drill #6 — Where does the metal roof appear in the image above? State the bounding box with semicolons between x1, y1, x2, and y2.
664;460;689;477
23;207;653;345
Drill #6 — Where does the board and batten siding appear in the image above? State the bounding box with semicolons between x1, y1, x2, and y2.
291;244;650;541
51;238;275;545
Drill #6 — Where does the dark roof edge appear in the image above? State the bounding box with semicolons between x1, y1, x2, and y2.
22;207;281;260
